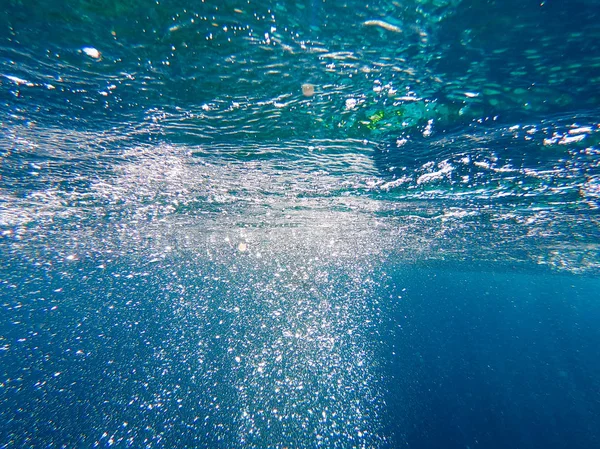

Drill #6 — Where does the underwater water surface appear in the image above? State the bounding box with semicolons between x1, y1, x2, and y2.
1;0;600;448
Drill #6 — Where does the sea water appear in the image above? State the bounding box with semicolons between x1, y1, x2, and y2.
1;1;599;448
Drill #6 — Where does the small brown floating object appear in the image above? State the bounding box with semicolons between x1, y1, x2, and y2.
302;83;315;97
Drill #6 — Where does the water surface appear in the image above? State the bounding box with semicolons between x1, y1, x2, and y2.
1;0;599;448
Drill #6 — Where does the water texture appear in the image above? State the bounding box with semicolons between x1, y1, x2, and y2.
1;1;599;448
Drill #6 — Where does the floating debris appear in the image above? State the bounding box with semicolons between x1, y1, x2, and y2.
82;47;101;59
302;83;315;97
363;20;402;33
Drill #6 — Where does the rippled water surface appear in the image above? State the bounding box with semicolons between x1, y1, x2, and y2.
1;1;600;448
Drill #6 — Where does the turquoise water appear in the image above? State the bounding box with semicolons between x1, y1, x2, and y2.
1;1;599;448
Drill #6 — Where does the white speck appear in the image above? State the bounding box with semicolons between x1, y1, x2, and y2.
53;372;61;377
474;161;490;169
423;119;434;137
66;254;77;261
559;134;585;144
345;98;357;110
380;176;410;191
82;47;101;59
568;126;592;135
464;92;479;98
5;75;28;85
396;96;419;102
201;104;211;111
417;160;453;185
235;356;241;363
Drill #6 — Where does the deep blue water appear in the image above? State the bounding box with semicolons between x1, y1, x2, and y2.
1;0;600;448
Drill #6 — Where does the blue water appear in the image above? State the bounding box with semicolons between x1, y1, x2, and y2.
1;0;600;448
